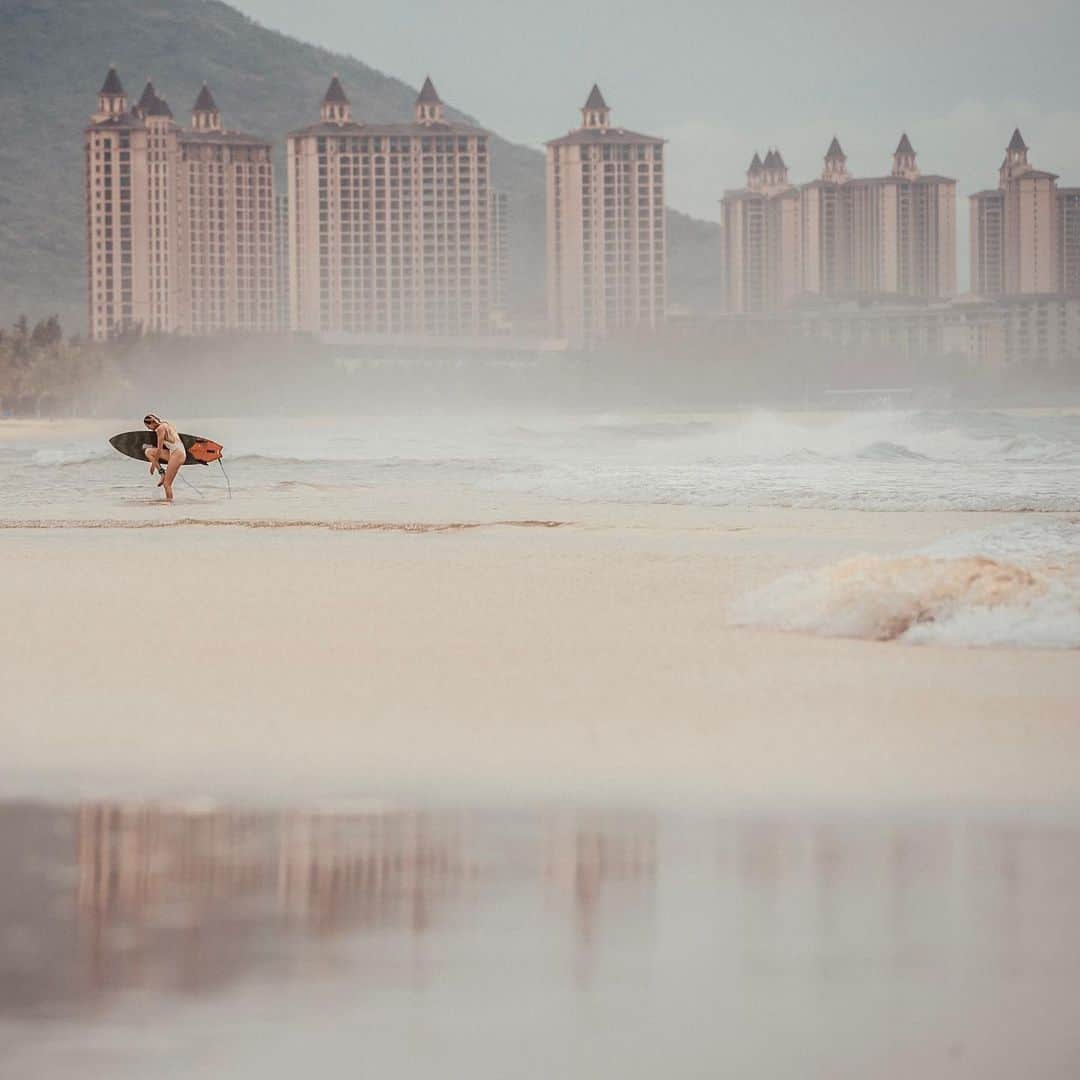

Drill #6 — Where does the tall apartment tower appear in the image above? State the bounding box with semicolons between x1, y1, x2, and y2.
847;135;956;300
970;188;1005;296
177;85;277;335
85;68;276;340
546;86;666;348
971;130;1068;297
275;193;290;330
488;190;510;320
86;68;150;339
721;134;955;313
721;150;801;312
1060;187;1080;295
800;138;855;299
1000;130;1059;295
287;75;492;337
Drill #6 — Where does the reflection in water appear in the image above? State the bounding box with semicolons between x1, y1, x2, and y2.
3;801;1080;1077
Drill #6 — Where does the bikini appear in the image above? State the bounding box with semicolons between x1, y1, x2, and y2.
162;426;186;462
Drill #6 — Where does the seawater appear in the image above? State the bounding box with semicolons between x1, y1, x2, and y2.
4;408;1079;520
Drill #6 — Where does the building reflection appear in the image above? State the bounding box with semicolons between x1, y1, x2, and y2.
73;800;474;993
719;815;1080;981
2;799;1074;1020
277;806;471;935
76;802;268;916
541;812;656;985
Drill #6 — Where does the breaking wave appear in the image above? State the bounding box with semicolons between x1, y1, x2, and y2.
855;441;931;462
730;519;1080;649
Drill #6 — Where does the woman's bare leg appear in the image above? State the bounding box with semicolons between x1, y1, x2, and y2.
162;449;184;501
144;445;163;477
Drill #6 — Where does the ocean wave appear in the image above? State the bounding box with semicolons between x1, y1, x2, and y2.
999;434;1080;463
588;419;717;441
31;447;109;467
730;520;1080;649
855;440;931;462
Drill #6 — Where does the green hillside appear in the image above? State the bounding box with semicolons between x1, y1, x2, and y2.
0;0;720;332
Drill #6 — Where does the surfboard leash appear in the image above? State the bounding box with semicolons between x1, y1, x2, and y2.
218;457;233;499
178;470;205;498
158;462;205;499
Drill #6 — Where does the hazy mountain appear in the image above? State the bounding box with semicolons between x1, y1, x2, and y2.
0;0;720;332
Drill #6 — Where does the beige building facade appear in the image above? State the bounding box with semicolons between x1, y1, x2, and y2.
287;76;492;338
719;293;1080;375
970;130;1080;298
1061;189;1080;296
85;67;276;341
546;86;666;348
489;190;511;327
722;135;956;313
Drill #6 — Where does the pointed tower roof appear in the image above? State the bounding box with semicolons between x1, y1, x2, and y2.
193;83;218;112
895;133;914;155
1007;127;1027;152
748;151;763;172
773;149;787;169
762;149;778;168
150;95;173;118
826;136;845;159
137;80;159;112
323;75;349;105
417;76;442;105
100;65;124;95
584;84;607;111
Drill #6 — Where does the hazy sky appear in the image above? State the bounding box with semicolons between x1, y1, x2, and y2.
234;0;1078;259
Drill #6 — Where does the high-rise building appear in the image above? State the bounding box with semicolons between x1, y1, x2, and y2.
1000;130;1059;295
86;68;150;339
846;135;956;301
721;134;956;313
970;188;1005;297
546;86;666;348
800;138;855;300
177;85;277;335
275;193;290;331
970;130;1069;297
1060;188;1080;296
720;155;768;314
85;67;276;340
488;189;511;325
721;150;802;313
287;75;492;337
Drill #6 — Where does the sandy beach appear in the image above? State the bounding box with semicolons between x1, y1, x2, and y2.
5;504;1078;809
3;413;1080;1079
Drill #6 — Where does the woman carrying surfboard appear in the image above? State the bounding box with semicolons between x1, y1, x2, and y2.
143;413;185;501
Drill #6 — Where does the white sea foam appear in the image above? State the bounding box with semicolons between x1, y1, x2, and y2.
731;519;1080;649
31;446;109;467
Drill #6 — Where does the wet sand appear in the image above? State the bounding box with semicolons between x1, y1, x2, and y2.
2;799;1080;1079
3;507;1078;808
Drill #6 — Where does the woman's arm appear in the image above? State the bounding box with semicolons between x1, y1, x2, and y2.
149;425;166;474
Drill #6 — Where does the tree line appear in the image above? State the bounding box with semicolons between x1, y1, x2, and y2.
0;316;131;417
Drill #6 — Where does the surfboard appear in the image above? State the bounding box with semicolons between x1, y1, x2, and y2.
109;431;223;466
